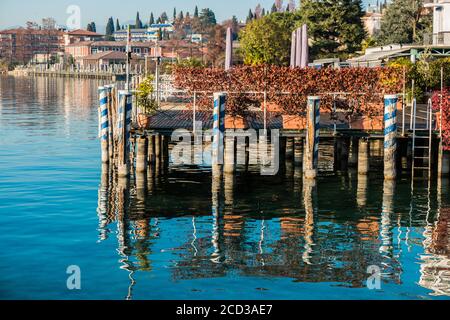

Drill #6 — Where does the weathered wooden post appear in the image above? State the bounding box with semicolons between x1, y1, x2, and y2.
224;134;235;174
358;138;370;175
438;141;450;178
286;137;294;160
349;137;359;167
212;93;226;176
148;134;155;165
155;134;161;162
304;96;320;180
118;91;132;178
98;86;109;164
384;95;398;180
294;137;303;166
136;136;148;173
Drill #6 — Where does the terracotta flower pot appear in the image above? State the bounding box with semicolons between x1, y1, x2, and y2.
350;115;383;131
282;115;306;130
262;102;283;112
225;115;249;129
137;113;151;129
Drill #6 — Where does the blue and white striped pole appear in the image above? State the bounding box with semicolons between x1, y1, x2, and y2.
212;93;226;168
304;96;320;179
118;90;133;178
98;86;109;163
384;94;398;180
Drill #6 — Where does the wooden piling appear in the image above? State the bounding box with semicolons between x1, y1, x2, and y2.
148;135;155;165
438;142;450;178
304;96;320;180
224;134;235;174
136;136;148;173
99;86;109;164
118;91;132;178
155;134;161;161
358;138;370;175
286;137;294;160
349;137;359;167
294;137;303;166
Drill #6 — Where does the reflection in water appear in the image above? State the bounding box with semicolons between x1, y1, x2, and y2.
96;157;450;298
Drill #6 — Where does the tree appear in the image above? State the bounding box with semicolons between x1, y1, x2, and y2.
149;12;155;25
239;12;300;65
178;11;184;21
376;0;432;45
90;22;97;32
173;8;177;21
271;3;278;13
136;12;143;29
116;19;121;31
160;12;168;23
194;6;199;18
199;8;217;28
87;23;93;32
105;17;115;40
247;9;254;23
301;0;366;59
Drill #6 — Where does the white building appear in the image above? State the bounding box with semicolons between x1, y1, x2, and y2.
424;0;450;45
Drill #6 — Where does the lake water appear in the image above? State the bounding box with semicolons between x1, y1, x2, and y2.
0;75;449;300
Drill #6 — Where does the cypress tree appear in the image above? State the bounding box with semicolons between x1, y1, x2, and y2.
116;19;120;31
135;12;143;29
194;6;199;18
271;3;277;13
149;12;155;25
105;17;115;40
247;9;254;23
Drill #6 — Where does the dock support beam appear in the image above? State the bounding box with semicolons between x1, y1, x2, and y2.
304;96;320;180
294;137;303;166
99;86;109;164
224;134;235;174
286;138;294;160
384;95;398;180
349;137;359;167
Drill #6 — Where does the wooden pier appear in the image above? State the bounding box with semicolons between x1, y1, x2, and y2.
98;84;450;191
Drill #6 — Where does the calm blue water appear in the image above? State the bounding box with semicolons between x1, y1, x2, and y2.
0;75;449;300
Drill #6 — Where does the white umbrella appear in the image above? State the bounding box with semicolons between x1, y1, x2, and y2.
300;24;309;68
225;27;233;71
290;30;296;68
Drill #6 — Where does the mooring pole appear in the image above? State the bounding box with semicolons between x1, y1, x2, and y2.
358;138;370;175
384;94;398;180
118;90;132;178
212;92;226;174
304;96;320;180
98;86;109;164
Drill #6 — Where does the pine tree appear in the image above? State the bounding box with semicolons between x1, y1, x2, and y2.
87;23;93;32
173;8;177;21
194;6;199;18
262;8;266;16
178;11;184;21
149;12;155;25
91;22;97;32
116;19;120;31
135;12;143;29
376;0;431;45
301;0;366;58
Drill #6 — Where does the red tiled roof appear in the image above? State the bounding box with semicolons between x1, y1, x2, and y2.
82;51;141;61
67;29;103;36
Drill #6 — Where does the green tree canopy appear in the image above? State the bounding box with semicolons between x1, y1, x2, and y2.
194;6;199;18
376;0;432;45
239;12;300;65
301;0;366;59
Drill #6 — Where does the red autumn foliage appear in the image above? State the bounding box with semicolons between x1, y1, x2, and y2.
173;65;403;117
432;88;450;151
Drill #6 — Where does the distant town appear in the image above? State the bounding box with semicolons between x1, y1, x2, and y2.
0;1;449;73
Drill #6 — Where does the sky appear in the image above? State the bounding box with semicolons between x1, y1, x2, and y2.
0;0;372;31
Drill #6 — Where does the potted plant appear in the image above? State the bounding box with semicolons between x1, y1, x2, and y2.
136;75;159;129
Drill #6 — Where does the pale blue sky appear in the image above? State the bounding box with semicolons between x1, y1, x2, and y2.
0;0;373;30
